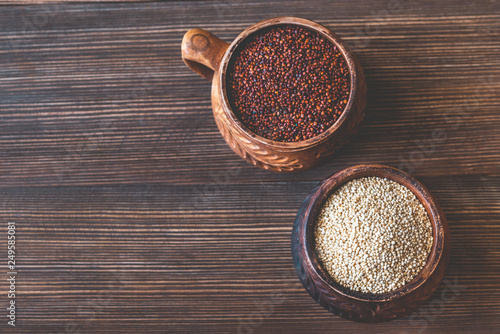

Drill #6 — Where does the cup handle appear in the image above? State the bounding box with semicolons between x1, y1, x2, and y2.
181;29;230;81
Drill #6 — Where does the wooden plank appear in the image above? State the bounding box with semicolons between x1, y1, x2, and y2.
0;1;498;187
0;174;499;333
0;0;499;333
0;0;150;4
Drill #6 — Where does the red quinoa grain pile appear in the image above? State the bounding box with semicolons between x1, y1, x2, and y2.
227;25;350;142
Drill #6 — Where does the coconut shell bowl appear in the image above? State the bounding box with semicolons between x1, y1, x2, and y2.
181;17;366;172
291;164;450;322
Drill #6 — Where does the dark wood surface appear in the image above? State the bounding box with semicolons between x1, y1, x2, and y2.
0;0;499;333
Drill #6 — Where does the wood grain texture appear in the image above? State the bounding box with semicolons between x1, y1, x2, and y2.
0;1;499;186
0;0;499;333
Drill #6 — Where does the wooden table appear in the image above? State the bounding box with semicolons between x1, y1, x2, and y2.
1;1;499;333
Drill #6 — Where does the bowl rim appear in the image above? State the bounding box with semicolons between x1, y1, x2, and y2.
301;164;447;302
218;16;361;150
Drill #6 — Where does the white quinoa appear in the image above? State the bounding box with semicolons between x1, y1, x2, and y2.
314;176;433;294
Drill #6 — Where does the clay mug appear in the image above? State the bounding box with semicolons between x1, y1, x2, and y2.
182;17;366;172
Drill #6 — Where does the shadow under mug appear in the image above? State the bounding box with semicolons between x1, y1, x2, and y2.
182;17;366;172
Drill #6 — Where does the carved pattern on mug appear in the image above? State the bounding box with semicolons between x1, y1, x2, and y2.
213;105;304;171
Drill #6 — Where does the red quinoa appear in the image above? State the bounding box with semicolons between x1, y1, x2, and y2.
227;25;350;142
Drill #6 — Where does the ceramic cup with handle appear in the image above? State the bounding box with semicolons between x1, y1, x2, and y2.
182;17;366;172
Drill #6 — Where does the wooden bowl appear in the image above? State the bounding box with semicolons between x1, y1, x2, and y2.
181;17;366;172
291;164;450;322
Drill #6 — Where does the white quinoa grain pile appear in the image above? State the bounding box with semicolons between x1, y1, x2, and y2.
314;176;433;294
